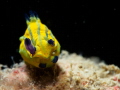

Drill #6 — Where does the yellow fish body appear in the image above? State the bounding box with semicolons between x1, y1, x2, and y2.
19;12;61;68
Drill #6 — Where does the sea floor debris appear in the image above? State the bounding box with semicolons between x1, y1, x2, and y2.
0;50;120;90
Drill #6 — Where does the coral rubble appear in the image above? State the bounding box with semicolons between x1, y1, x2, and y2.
0;50;120;90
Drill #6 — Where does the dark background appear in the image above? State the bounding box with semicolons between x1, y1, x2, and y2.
0;0;120;67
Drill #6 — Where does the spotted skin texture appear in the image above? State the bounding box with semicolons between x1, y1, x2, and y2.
19;12;61;68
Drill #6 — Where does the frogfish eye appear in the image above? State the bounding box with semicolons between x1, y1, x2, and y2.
52;56;58;63
39;63;46;68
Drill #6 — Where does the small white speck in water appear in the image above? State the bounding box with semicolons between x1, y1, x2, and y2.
114;8;116;11
83;20;85;23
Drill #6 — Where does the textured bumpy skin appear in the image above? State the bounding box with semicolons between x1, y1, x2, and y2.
19;12;60;68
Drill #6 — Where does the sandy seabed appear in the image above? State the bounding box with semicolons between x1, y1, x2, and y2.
0;50;120;90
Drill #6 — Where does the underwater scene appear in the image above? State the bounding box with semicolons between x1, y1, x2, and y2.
0;0;120;90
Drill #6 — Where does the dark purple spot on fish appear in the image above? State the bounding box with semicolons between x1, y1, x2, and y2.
52;56;58;63
48;39;54;46
39;63;46;68
24;38;36;54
